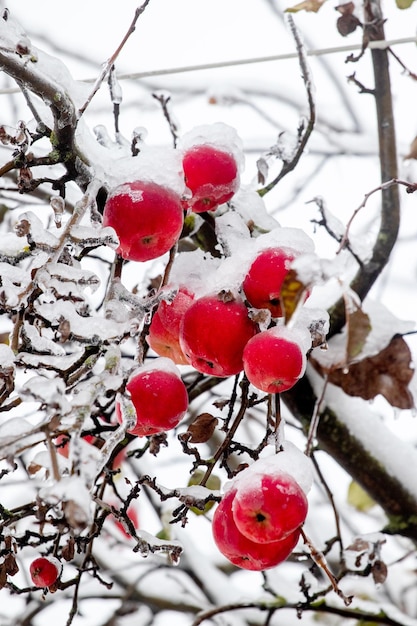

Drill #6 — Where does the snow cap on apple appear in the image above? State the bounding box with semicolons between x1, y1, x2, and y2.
179;122;243;213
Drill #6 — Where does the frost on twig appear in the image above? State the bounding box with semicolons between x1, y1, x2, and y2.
258;15;316;197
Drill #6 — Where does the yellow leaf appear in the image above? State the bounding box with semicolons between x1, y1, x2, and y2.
396;0;415;8
347;481;376;512
285;0;326;13
280;269;309;323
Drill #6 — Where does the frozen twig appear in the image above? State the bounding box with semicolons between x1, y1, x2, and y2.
78;0;153;117
258;15;315;197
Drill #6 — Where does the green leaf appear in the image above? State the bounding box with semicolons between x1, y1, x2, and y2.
188;470;221;516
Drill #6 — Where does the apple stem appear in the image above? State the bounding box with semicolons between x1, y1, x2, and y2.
300;527;353;606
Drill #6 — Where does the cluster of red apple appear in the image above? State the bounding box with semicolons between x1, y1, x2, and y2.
100;126;315;572
112;250;310;440
212;445;313;570
102;138;239;262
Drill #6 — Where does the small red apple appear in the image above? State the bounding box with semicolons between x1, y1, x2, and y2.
29;556;62;588
179;294;258;377
242;326;310;394
182;144;239;213
116;358;188;437
54;433;70;458
231;471;308;543
102;180;184;262
243;247;302;318
147;288;194;364
212;489;300;571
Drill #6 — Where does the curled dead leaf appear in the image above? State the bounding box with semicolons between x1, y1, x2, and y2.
320;334;415;409
185;413;218;443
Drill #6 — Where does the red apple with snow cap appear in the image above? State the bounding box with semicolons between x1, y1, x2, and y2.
116;358;188;437
102;180;184;262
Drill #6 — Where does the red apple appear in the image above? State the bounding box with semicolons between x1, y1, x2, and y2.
212;489;300;571
242;326;310;394
54;433;70;458
243;247;302;318
102;180;184;262
179;294;258;377
182;144;239;213
116;358;188;437
232;471;308;543
147;288;194;364
29;556;62;588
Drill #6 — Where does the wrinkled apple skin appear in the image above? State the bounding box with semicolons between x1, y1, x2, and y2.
116;367;188;437
243;327;306;394
102;180;184;262
179;294;258;377
182;145;239;213
30;556;61;588
232;472;308;543
242;247;298;318
212;489;301;571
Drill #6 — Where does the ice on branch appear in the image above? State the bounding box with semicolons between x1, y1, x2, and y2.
20;375;71;414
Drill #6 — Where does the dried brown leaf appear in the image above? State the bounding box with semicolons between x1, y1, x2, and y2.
327;334;415;409
346;306;372;361
186;413;218;443
372;559;388;585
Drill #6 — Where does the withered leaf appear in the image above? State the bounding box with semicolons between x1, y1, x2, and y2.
285;0;326;12
281;269;309;323
186;413;218;443
61;537;75;562
4;553;19;576
0;564;7;590
346;306;372;362
372;559;388;585
336;2;361;36
327;334;415;409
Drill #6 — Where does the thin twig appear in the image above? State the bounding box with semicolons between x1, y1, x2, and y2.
258;15;315;197
336;177;417;255
300;528;353;606
78;0;152;117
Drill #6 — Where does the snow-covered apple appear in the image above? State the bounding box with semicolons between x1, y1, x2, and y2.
179;293;258;377
242;325;311;394
102;180;184;262
116;358;188;437
231;471;308;543
243;247;302;318
29;556;62;588
212;488;301;571
182;144;239;213
146;287;194;364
